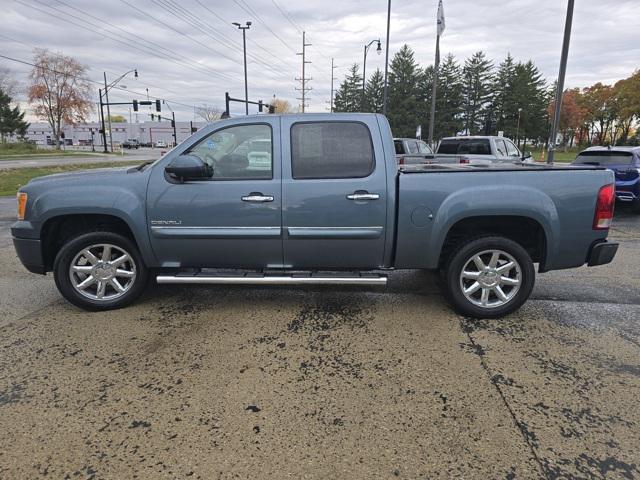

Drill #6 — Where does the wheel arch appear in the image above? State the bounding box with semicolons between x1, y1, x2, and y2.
40;213;148;272
436;215;549;271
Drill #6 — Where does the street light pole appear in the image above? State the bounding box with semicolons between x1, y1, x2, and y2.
547;0;574;164
516;107;522;148
102;69;138;152
233;22;252;115
103;72;113;152
382;0;391;115
98;88;108;153
362;39;382;110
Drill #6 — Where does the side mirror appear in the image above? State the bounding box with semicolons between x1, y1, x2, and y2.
522;151;532;159
165;154;212;181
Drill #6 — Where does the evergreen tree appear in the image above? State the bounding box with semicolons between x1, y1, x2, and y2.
363;68;384;113
416;65;433;139
0;88;30;142
434;54;464;138
387;45;422;137
334;64;362;113
461;51;493;134
489;54;517;137
512;61;549;145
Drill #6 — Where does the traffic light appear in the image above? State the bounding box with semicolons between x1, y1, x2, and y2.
258;100;263;113
133;100;138;112
155;99;161;112
268;105;275;114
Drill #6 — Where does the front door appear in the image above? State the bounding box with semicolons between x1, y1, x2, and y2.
281;116;388;269
146;119;283;269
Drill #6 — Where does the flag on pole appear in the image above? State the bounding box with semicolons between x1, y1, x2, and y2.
437;0;445;36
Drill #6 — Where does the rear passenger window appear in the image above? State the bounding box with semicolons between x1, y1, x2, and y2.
291;122;374;179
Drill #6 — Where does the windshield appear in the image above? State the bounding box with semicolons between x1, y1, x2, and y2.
438;139;491;155
573;151;634;166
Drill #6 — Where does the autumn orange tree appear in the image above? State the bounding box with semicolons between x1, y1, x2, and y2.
547;88;586;148
27;49;92;148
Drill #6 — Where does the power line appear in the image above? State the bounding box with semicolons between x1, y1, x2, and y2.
44;0;237;83
149;0;290;82
194;0;299;72
16;0;237;84
0;53;202;112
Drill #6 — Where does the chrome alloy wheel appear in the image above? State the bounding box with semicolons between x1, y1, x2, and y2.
459;249;522;309
69;243;137;301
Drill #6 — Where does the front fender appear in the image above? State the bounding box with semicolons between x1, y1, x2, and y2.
23;185;156;267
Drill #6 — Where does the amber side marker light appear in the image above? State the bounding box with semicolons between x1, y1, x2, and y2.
17;192;27;220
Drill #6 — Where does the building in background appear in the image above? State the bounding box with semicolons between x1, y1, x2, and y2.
24;121;208;147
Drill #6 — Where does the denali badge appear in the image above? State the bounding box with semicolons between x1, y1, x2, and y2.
151;220;182;226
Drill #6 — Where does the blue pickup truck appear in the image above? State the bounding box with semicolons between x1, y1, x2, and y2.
12;113;618;318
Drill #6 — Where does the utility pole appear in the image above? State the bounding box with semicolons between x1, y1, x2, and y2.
328;58;337;112
382;0;391;115
233;22;252;115
428;0;446;148
547;0;574;164
98;88;108;153
103;72;113;152
295;31;312;113
172;112;177;146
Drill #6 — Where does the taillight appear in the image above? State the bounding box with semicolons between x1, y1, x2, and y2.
593;184;615;230
398;157;405;165
459;156;470;164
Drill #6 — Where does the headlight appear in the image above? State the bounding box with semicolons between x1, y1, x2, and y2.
17;192;27;220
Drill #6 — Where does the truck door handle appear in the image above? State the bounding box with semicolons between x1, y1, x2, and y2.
242;192;274;203
346;191;380;201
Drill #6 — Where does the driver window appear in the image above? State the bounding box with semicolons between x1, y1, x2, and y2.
187;124;272;180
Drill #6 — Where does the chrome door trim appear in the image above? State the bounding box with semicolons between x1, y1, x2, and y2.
286;226;383;239
151;226;282;239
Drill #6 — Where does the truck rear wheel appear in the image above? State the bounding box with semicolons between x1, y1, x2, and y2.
441;236;535;319
53;231;148;311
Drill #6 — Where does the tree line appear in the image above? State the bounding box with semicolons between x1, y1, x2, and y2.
334;45;640;148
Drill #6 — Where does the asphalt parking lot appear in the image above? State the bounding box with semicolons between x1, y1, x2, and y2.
0;200;639;479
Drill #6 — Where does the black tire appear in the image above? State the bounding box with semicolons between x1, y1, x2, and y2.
441;236;535;319
53;231;148;311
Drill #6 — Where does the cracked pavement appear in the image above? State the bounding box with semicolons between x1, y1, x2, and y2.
0;201;639;479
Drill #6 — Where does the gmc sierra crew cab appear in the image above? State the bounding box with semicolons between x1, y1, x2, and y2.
12;113;618;318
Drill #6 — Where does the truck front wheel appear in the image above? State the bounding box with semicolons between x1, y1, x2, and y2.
442;236;535;319
53;231;148;311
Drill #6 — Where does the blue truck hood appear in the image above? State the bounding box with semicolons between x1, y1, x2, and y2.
26;166;135;187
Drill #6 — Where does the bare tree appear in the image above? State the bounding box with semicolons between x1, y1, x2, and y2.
27;49;92;148
271;98;293;113
196;104;222;123
0;66;19;98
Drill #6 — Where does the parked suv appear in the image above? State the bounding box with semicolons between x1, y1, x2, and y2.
122;139;140;149
572;146;640;213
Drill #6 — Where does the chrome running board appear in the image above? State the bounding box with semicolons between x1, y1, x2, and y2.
156;270;387;286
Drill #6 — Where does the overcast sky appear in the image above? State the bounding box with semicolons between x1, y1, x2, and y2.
1;0;639;122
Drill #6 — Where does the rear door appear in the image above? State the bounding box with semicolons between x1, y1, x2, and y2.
281;116;388;269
